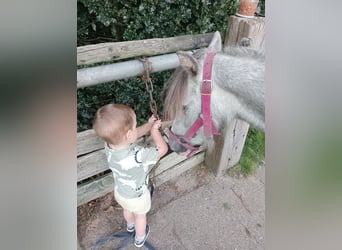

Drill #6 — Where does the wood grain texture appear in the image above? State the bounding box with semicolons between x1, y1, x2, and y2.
77;173;114;206
77;151;205;206
77;129;104;156
77;121;204;205
77;149;107;182
205;15;264;176
154;151;205;186
77;33;214;65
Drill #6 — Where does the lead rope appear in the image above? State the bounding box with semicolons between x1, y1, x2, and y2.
140;57;159;120
92;59;161;250
139;57;165;196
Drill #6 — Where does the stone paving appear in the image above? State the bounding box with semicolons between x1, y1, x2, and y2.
78;163;265;250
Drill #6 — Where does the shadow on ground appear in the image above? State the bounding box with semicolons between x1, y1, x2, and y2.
78;162;265;250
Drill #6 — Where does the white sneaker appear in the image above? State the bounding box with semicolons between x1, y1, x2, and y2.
134;224;150;248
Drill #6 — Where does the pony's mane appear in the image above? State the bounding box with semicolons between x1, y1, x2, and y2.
162;67;189;121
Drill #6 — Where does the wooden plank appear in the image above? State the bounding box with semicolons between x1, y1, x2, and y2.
77;33;214;65
155;148;204;175
77;129;104;156
78;144;152;183
155;152;187;175
77;123;172;182
154;151;205;186
77;149;107;182
206;15;265;176
77;150;182;183
77;151;205;206
77;121;172;156
77;172;114;206
224;16;265;49
226;120;250;166
205;120;249;176
77;150;187;183
77;120;205;205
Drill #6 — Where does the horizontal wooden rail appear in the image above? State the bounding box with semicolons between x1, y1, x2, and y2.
77;33;214;65
76;121;207;206
78;149;107;182
78;172;113;206
77;129;103;156
77;121;172;157
77;151;205;206
153;151;205;187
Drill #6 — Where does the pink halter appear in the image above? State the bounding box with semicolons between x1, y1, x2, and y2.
168;52;220;157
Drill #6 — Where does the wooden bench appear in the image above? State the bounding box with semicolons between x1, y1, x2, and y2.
77;16;265;206
77;124;205;206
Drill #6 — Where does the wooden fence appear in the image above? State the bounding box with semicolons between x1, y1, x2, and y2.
77;16;265;207
77;126;205;206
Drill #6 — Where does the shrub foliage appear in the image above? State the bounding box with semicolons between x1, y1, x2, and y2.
77;0;248;131
77;0;265;173
77;0;241;46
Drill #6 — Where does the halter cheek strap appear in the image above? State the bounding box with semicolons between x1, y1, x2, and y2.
201;51;219;136
168;52;220;158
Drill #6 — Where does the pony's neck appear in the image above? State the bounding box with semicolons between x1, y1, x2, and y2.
211;75;265;132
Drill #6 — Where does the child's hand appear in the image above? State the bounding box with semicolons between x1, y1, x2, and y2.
148;115;158;126
151;119;162;131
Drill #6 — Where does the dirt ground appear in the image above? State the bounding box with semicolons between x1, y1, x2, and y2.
77;164;212;249
77;162;264;249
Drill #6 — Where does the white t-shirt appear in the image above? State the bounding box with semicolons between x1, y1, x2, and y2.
104;143;159;198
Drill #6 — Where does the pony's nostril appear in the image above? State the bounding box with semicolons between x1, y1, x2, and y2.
180;138;187;144
168;138;187;153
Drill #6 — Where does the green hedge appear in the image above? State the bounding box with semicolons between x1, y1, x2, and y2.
77;0;265;131
77;71;172;131
77;0;266;174
77;0;240;46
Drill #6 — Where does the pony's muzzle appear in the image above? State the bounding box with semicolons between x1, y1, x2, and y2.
167;128;202;157
168;137;188;153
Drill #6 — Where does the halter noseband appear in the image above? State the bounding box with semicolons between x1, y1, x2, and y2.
168;52;220;158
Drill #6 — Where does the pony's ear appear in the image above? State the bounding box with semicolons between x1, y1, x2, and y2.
208;31;222;52
176;51;198;75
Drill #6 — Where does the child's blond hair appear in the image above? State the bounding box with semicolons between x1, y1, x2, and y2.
93;104;135;145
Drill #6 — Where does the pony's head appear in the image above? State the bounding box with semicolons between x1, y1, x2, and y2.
163;32;222;154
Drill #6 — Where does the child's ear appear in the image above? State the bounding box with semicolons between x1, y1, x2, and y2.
126;129;133;140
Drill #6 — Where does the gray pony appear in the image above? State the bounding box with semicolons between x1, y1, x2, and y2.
163;31;264;153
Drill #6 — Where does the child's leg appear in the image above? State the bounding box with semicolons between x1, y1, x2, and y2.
123;209;135;225
134;213;147;238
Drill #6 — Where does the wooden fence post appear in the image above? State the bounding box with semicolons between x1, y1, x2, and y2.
205;15;265;176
